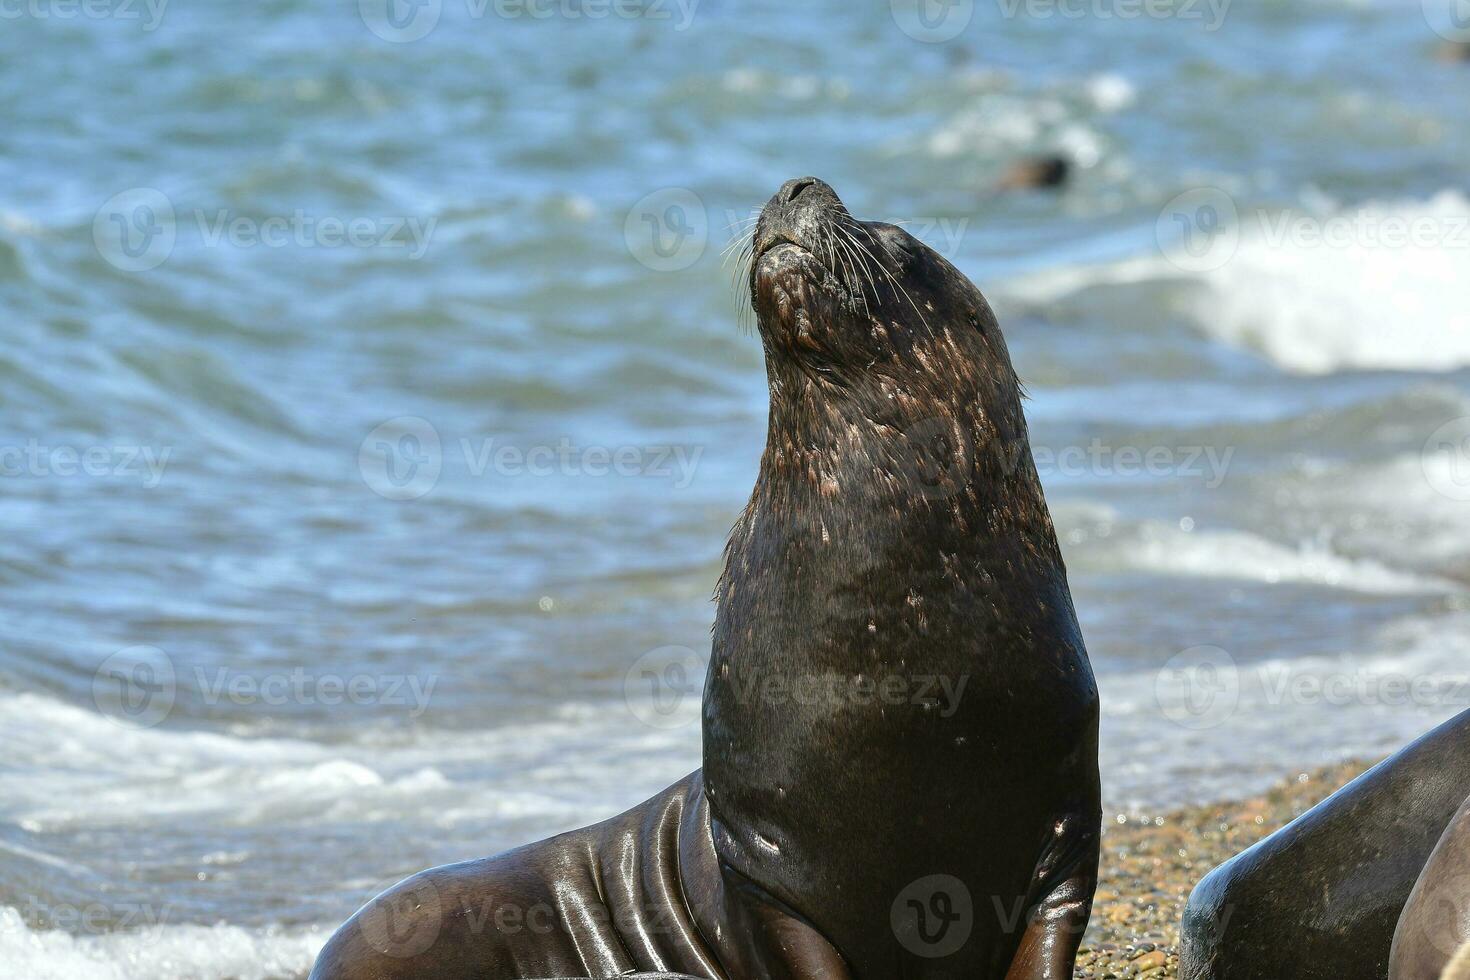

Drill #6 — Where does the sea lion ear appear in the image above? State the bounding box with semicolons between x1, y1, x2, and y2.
967;300;999;337
865;221;918;260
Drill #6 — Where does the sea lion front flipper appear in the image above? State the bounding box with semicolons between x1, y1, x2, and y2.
710;855;852;980
1003;813;1101;980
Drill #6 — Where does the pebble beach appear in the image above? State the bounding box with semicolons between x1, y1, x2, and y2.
1076;760;1377;979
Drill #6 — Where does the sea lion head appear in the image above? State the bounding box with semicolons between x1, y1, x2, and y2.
743;176;1031;504
747;176;1012;391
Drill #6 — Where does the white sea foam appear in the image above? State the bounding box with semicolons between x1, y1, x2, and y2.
1086;73;1136;112
1068;518;1459;595
1002;190;1470;374
1196;191;1470;373
0;691;699;834
0;907;328;980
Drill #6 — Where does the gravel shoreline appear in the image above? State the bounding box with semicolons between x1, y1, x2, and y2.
1074;759;1376;979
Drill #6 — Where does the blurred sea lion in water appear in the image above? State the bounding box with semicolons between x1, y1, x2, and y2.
997;155;1071;192
1435;41;1470;64
310;176;1101;979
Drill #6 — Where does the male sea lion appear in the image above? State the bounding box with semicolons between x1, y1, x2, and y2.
310;176;1101;980
1392;793;1470;980
1181;708;1470;980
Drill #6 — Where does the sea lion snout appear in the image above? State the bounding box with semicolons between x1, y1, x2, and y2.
753;175;847;264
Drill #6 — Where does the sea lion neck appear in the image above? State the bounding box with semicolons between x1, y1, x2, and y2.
751;308;1047;524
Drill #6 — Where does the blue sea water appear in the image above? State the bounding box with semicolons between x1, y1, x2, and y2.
3;0;1470;975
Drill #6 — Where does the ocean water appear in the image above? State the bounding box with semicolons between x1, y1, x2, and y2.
4;0;1470;975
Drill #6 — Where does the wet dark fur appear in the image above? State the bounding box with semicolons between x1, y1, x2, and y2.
311;177;1100;980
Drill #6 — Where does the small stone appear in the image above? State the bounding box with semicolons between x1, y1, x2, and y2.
1132;950;1167;972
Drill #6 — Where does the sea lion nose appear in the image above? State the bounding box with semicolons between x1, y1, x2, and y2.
783;177;817;202
775;176;837;209
755;177;844;261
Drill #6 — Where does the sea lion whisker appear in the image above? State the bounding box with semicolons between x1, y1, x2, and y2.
839;223;929;331
833;225;878;307
834;224;891;319
721;226;756;264
830;229;871;315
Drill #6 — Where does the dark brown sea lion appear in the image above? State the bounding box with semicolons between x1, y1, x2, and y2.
1392;793;1470;980
1181;708;1470;980
310;176;1101;980
1435;41;1470;64
997;155;1071;192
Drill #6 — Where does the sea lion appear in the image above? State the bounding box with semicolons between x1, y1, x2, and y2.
1392;793;1470;980
1435;41;1470;64
996;155;1071;192
310;176;1101;980
1181;708;1470;980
